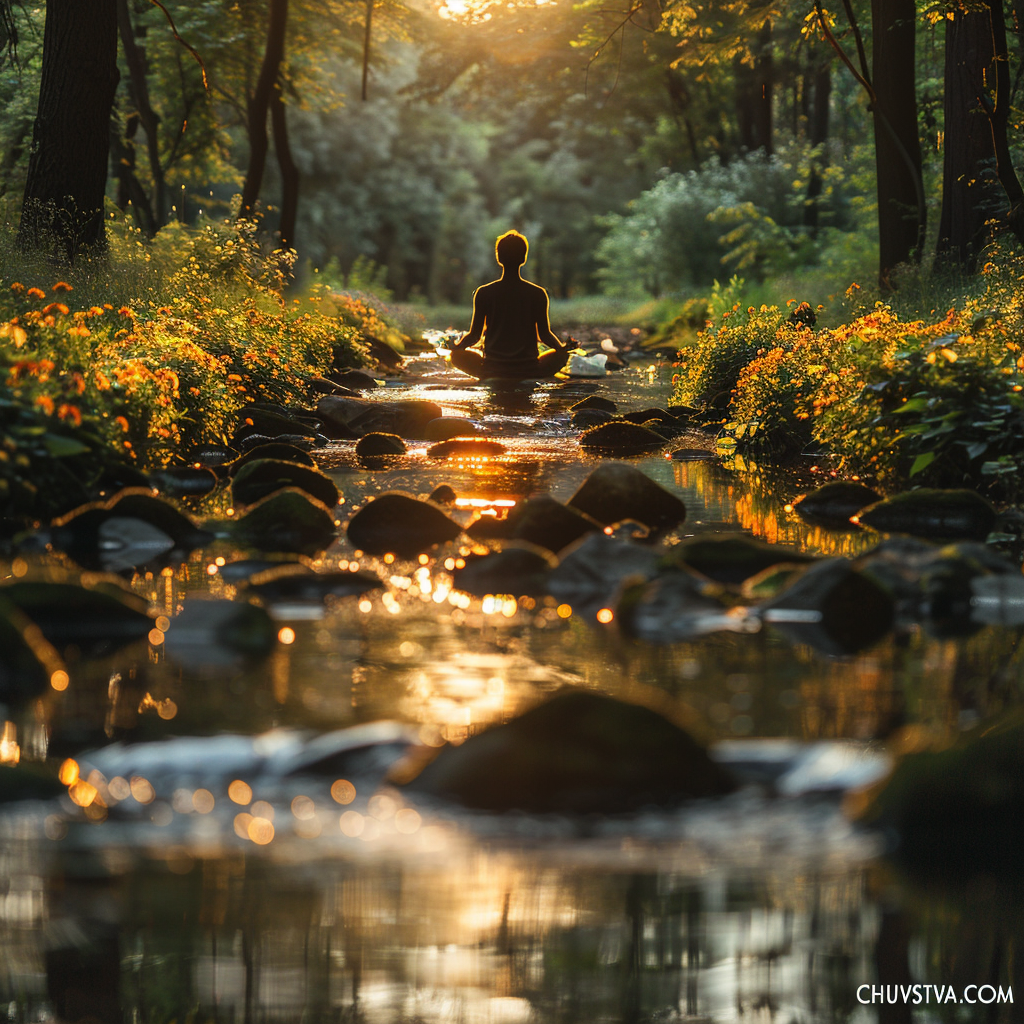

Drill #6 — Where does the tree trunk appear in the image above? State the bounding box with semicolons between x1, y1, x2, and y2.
19;0;120;261
116;0;166;229
270;86;299;254
734;26;773;156
936;0;1024;270
110;110;157;235
239;0;289;221
871;0;925;286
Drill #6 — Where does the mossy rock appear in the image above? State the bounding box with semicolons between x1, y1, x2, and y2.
229;443;316;472
793;481;882;527
231;458;340;509
568;463;686;534
864;713;1024;874
238;405;323;438
355;433;407;457
571;409;613;430
404;689;737;813
467;495;599;554
424;417;481;441
230;488;338;555
667;535;816;585
570;395;617;413
346;492;462;559
427;438;507;459
1;580;152;659
452;544;557;598
578;421;666;455
856;488;997;541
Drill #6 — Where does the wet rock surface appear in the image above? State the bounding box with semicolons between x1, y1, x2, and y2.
404;690;738;813
346;492;462;558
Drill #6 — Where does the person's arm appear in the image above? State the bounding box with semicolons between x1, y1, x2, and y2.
537;290;569;351
454;288;486;349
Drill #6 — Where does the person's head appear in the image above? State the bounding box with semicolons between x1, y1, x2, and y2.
495;230;528;268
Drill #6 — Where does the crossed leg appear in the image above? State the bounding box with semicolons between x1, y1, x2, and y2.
450;346;570;380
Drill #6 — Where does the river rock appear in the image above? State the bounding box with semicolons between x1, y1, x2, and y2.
330;369;382;391
231;458;340;509
230;488;338;555
856;488;997;541
404;689;738;812
570;396;617;413
427;484;457;506
246;565;382;605
667;404;700;422
149;467;218;498
346;492;462;558
427;438;507;459
578;421;666;455
424;417;481;441
758;559;894;656
452;544;557;598
793;481;882;527
668;535;816;585
571;409;613;430
467;495;599;554
163;600;278;669
351;400;445;439
567;463;686;534
1;580;152;658
669;448;716;461
187;444;239;468
229;443;316;472
355;433;407;457
864;713;1024;873
51;489;214;572
237;405;323;439
548;533;661;619
619;571;755;643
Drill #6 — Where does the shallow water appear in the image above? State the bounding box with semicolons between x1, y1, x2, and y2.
0;350;1018;1022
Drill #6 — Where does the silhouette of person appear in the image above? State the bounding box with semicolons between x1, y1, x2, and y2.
450;231;572;380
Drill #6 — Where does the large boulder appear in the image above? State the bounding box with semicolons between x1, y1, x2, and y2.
578;421;666;455
452;544;557;598
404;690;737;812
318;397;445;440
346;492;462;558
567;463;686;534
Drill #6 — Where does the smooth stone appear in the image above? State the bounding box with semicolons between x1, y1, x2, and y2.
621;407;676;425
570;409;613;430
452;544;557;598
404;690;738;812
228;443;316;472
467;495;599;554
149;467;218;497
308;376;358;396
856;488;997;541
318;396;444;440
355;433;407;457
163;600;278;669
427;438;507;459
237;405;322;438
231;458;340;509
619;572;750;643
346;492;462;559
1;580;152;659
548;533;661;620
567;463;686;534
759;559;894;656
669;448;716;461
330;369;382;390
793;481;882;526
667;404;700;422
427;484;457;506
578;421;666;455
424;417;481;441
667;535;816;586
230;488;338;556
570;395;617;413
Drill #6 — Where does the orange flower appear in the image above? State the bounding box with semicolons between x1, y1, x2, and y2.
117;306;134;318
52;281;73;292
115;416;130;432
26;287;46;300
0;323;27;347
94;370;111;391
34;395;54;415
9;282;24;294
42;302;69;316
57;404;82;427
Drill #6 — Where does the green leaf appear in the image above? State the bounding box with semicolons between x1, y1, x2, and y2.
894;397;929;414
909;452;936;476
42;434;90;458
965;441;988;460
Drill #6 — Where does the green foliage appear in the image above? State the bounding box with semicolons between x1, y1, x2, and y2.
0;215;371;479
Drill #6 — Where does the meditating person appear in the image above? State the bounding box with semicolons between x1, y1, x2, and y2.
450;230;572;380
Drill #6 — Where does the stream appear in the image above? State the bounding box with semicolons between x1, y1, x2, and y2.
0;345;1017;1023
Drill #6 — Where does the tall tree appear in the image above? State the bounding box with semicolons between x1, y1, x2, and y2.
18;0;120;260
935;0;1024;270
